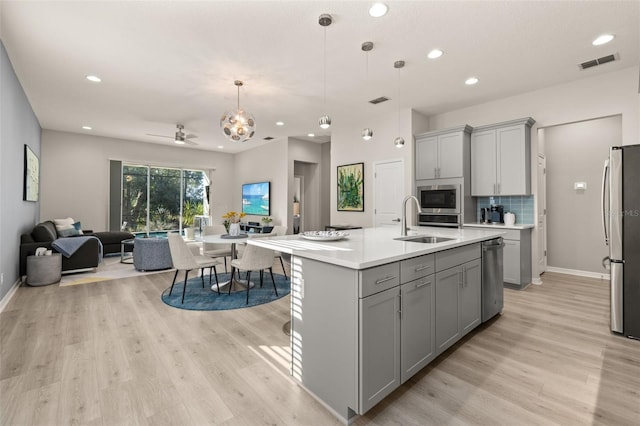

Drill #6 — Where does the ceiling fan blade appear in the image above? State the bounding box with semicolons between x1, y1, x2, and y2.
185;139;199;146
145;133;173;139
185;133;198;139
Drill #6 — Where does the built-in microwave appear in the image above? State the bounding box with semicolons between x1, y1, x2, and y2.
417;184;460;214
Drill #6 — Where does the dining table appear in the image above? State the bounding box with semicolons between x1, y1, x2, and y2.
200;232;271;292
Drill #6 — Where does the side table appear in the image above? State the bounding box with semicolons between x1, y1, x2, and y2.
26;253;62;286
121;238;135;263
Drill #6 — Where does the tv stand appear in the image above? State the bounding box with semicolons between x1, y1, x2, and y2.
240;224;273;234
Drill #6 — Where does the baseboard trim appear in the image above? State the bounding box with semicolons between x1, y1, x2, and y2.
545;266;610;280
0;278;22;314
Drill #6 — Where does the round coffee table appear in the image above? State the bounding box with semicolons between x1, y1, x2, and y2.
120;238;135;264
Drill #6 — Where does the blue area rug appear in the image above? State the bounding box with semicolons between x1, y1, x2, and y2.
161;271;290;311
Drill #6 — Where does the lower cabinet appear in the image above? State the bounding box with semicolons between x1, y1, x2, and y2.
400;275;435;383
435;248;482;355
359;286;401;413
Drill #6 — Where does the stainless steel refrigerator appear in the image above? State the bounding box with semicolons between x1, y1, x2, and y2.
602;144;640;339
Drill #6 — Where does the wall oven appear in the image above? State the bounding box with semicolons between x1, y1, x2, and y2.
417;184;461;227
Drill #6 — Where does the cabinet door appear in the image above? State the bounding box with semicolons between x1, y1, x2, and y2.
435;266;461;354
497;125;529;195
415;136;438;180
437;132;464;178
359;286;401;413
400;275;435;383
460;258;482;336
471;129;497;196
503;239;521;284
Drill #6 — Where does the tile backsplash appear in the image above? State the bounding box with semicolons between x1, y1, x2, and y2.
476;195;535;225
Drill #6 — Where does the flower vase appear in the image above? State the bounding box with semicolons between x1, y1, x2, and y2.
229;223;240;236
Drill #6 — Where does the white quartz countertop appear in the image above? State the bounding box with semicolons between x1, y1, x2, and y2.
463;222;535;230
247;226;505;270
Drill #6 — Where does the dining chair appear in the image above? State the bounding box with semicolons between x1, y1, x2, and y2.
229;242;278;304
167;233;222;303
202;225;232;272
269;225;289;279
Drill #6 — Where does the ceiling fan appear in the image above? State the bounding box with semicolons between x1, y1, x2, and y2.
146;124;198;146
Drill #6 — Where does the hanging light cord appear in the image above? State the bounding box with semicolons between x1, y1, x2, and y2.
237;84;240;110
323;26;327;106
397;66;401;133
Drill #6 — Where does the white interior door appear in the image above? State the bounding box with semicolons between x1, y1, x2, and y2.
374;160;404;227
537;154;547;273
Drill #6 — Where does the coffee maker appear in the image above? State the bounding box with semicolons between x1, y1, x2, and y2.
490;205;504;223
481;207;491;224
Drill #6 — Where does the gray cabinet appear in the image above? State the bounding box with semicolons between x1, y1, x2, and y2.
400;254;435;383
434;243;482;354
359;286;401;413
415;125;471;180
502;229;532;289
471;117;535;196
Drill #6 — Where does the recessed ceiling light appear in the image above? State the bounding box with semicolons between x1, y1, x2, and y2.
85;75;101;83
217;145;224;149
465;77;479;85
592;34;615;46
427;49;443;59
369;2;388;18
307;133;315;137
81;125;92;130
276;121;284;126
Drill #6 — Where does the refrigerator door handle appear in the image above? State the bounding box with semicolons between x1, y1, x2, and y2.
601;158;609;246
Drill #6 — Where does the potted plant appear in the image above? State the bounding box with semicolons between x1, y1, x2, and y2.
222;211;246;235
261;216;273;227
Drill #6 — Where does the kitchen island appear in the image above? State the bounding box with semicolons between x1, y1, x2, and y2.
248;226;504;424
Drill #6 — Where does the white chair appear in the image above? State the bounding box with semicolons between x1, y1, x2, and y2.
202;225;232;272
269;225;289;279
167;233;222;303
230;243;278;304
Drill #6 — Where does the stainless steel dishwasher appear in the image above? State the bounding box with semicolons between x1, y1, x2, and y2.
482;237;505;322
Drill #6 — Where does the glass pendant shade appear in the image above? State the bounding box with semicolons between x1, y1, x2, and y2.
319;114;331;129
220;81;255;142
362;128;373;140
394;136;405;148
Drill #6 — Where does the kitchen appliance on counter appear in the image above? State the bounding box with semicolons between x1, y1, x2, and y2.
602;144;640;339
504;212;516;226
417;184;461;227
490;205;504;223
482;237;504;322
481;207;491;224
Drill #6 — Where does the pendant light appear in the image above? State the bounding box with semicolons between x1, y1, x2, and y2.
361;41;374;141
220;80;256;142
318;14;332;129
394;60;405;148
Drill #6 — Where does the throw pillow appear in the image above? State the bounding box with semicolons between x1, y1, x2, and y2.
72;221;84;235
54;217;77;237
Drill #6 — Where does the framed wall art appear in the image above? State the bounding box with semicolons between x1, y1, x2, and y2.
337;162;364;212
23;144;39;202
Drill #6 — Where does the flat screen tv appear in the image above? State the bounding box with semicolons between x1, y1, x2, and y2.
242;181;270;216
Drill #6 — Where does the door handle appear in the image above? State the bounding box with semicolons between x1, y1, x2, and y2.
392;218;401;222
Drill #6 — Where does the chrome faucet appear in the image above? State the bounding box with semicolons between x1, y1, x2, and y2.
401;195;422;236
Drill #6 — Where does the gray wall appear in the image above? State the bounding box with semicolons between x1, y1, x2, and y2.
544;116;622;274
0;40;41;302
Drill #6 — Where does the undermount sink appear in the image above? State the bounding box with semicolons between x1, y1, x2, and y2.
394;235;454;244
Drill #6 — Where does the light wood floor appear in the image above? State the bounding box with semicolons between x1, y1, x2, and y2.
1;268;639;425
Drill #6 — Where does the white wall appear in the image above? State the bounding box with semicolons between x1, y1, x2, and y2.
1;41;41;301
233;139;289;228
329;108;429;228
41;130;235;232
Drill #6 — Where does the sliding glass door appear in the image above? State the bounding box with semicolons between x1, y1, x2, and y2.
121;164;208;235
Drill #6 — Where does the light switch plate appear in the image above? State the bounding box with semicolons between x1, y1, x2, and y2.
574;182;587;190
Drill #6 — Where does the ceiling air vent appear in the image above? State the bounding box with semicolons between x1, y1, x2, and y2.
579;53;618;70
263;136;274;140
369;96;390;105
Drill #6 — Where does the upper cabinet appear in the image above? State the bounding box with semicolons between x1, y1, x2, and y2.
470;117;535;196
415;125;472;180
